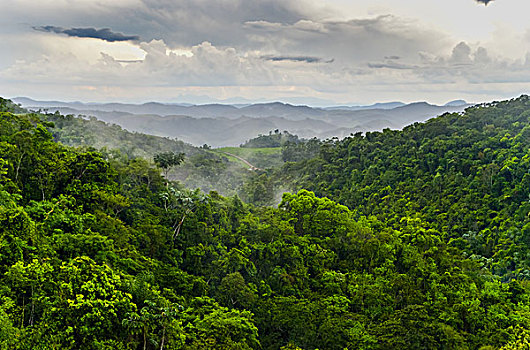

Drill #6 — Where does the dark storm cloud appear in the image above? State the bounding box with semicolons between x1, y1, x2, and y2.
33;26;139;42
245;15;451;66
263;55;333;63
125;0;313;47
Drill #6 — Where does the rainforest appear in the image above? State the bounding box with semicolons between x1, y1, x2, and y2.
1;96;530;349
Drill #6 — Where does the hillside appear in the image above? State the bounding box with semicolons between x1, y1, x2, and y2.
2;96;530;349
214;147;282;169
42;111;201;159
268;95;530;280
4;108;260;198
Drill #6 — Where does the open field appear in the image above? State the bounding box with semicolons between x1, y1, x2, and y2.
213;147;282;169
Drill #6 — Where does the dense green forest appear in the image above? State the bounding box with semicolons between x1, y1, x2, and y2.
2;96;530;349
240;130;300;149
270;96;530;281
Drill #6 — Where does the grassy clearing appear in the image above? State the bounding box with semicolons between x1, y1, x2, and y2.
216;147;281;157
213;151;250;168
213;147;283;169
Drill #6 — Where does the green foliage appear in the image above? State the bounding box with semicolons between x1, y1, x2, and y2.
281;138;321;162
275;95;530;280
216;146;283;169
154;152;185;178
500;326;530;349
37;107;257;197
241;130;299;148
1;96;530;349
241;173;275;206
0;98;25;114
41;110;198;160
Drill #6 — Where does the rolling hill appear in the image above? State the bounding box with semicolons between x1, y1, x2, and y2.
14;98;470;147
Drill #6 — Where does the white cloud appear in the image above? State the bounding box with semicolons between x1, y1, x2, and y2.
368;41;530;87
1;39;281;87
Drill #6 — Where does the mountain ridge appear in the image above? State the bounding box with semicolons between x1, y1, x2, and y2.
14;97;471;147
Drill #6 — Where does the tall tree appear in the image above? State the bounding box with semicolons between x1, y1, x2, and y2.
154;152;185;179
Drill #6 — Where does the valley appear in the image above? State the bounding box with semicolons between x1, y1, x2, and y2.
3;0;530;348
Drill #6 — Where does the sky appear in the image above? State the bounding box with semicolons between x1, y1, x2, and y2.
1;0;530;106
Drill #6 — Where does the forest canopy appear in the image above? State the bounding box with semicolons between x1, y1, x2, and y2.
1;96;530;349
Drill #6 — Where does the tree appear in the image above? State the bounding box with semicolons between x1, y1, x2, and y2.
122;300;181;350
159;187;208;239
154;152;185;179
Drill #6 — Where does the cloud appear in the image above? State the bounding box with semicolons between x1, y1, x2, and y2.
244;15;452;66
368;62;417;70
368;41;530;85
2;0;530;104
33;26;139;42
124;0;315;47
262;55;333;63
1;40;278;87
475;0;494;5
450;41;473;65
8;16;527;102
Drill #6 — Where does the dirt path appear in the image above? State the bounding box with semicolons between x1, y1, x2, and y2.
220;152;263;171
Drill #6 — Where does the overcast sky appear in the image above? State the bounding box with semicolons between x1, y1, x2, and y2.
1;0;530;105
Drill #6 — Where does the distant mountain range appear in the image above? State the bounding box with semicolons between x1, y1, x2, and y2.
324;102;406;111
13;97;471;147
